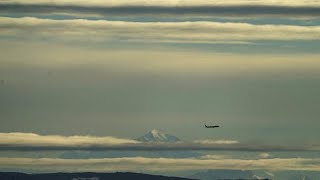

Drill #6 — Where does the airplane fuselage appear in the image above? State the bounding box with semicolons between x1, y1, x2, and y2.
205;125;220;128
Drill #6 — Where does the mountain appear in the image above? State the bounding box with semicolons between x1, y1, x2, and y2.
0;172;195;180
136;129;181;143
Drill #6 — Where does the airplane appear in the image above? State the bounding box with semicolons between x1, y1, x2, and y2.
205;125;220;128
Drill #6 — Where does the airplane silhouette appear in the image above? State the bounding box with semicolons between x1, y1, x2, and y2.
205;125;220;128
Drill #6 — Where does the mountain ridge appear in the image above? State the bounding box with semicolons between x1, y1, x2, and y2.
0;172;195;180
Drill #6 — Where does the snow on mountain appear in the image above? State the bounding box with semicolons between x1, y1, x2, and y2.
136;129;181;143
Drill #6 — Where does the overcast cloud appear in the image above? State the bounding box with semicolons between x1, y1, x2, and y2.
1;0;320;174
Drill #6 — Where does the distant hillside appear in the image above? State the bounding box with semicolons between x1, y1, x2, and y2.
0;172;195;180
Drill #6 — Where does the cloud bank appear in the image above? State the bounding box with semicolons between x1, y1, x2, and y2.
1;157;320;172
1;17;320;44
0;132;318;152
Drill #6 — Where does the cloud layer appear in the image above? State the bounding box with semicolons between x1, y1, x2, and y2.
1;17;320;44
0;132;318;152
1;157;320;172
0;132;139;147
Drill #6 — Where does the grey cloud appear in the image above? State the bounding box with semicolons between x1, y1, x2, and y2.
1;4;320;18
2;0;320;18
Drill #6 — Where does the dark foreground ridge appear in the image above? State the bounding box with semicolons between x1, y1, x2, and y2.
0;172;194;180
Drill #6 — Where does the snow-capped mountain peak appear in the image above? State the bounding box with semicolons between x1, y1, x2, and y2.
136;129;180;143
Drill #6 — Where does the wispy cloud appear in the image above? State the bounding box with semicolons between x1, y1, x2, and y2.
1;17;320;44
199;154;231;160
0;133;318;152
259;153;272;159
1;157;320;172
193;139;239;145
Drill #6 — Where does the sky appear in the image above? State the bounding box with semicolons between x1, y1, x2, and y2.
1;0;320;175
